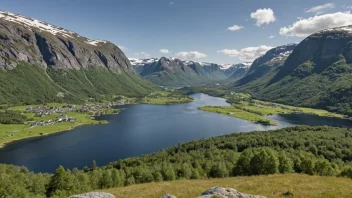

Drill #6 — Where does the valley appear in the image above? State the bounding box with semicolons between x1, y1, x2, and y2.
1;3;352;198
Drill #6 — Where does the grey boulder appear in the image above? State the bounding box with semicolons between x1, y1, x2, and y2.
69;192;115;198
160;193;177;198
197;187;266;198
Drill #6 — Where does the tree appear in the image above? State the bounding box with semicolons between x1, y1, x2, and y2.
300;157;315;175
209;162;229;178
340;166;352;179
278;151;294;173
46;166;73;197
250;149;278;175
126;175;135;186
233;149;254;176
191;169;200;179
111;169;120;187
92;160;98;170
315;159;335;176
161;164;176;181
100;170;113;188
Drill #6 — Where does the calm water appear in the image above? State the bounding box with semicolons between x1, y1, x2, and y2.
0;93;351;173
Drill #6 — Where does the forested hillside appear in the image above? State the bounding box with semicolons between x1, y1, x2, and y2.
1;126;352;197
234;26;352;116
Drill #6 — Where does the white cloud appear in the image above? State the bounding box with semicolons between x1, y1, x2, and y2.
227;25;244;31
134;52;150;58
170;1;174;5
175;51;207;59
250;8;276;26
343;5;352;9
280;12;352;37
218;45;273;62
268;35;275;39
118;46;127;50
159;49;169;54
305;3;335;13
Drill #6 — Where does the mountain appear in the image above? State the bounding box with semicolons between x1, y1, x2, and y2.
235;44;297;87
225;63;251;82
235;26;352;116
0;11;156;105
129;58;159;73
131;57;249;86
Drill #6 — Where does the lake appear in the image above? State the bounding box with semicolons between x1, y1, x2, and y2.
0;93;351;173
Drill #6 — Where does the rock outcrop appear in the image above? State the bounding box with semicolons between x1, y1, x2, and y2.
160;187;266;198
160;193;177;198
69;192;115;198
0;11;134;73
198;187;266;198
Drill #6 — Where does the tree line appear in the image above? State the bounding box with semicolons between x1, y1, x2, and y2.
1;126;352;197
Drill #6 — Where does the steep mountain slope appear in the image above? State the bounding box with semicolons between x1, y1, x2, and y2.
226;63;251;82
235;44;297;89
235;26;352;115
0;11;156;104
133;57;248;86
129;58;159;73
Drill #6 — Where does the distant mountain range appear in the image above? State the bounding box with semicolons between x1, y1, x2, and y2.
234;26;352;116
129;57;250;86
0;11;156;104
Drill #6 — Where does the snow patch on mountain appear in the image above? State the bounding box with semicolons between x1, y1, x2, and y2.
86;40;107;46
0;11;107;45
271;50;293;62
220;63;251;70
129;58;159;66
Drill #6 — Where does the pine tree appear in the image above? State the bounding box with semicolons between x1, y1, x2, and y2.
92;160;98;170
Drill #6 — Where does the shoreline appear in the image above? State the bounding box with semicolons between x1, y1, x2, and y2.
0;97;193;149
0;119;108;149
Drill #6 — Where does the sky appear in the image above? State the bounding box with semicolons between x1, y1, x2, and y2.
2;0;352;64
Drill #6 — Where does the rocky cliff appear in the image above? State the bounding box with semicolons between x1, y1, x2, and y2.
0;11;156;104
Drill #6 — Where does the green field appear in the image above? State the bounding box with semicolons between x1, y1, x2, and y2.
106;174;352;198
199;105;275;125
199;97;346;125
0;92;194;147
0;104;109;148
140;96;194;105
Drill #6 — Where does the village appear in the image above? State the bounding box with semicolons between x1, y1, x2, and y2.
25;102;123;128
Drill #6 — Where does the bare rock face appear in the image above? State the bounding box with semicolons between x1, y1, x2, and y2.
159;187;266;198
197;187;266;198
69;192;115;198
0;11;135;74
160;193;177;198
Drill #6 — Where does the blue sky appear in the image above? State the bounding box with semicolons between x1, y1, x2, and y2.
2;0;352;64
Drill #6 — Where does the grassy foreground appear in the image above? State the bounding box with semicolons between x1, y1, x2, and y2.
106;174;352;198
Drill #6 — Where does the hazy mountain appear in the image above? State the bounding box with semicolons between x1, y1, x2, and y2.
131;57;249;86
0;11;156;104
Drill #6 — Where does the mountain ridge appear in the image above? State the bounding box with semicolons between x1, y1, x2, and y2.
131;57;250;86
234;26;352;115
0;11;156;104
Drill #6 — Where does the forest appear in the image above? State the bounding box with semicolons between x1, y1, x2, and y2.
0;110;27;124
1;126;352;197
